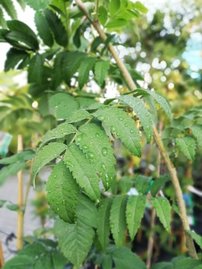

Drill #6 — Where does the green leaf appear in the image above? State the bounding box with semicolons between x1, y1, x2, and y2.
0;150;34;164
191;125;202;151
94;107;141;156
24;0;50;10
152;262;173;269
0;162;26;185
112;247;146;269
102;255;113;269
65;109;90;123
138;89;172;120
7;20;39;50
150;176;169;196
172;256;201;269
135;175;151;194
55;219;94;267
44;9;68;47
78;57;96;88
1;0;17;19
98;6;108;25
75;123;116;189
40;122;76;147
32;142;67;183
49;93;79;120
0;8;6;27
76;194;98;228
97;198;112;249
152;197;171;232
35;11;54;47
110;195;127;246
94;60;110;86
132;2;148;14
126;195;146;240
119;95;153;142
176;137;196;160
64;144;100;201
5;48;29;71
28;54;44;84
189;231;202;249
46;161;80;222
109;0;121;15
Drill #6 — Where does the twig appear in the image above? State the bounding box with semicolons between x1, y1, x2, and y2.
16;135;24;251
75;0;198;258
0;241;4;268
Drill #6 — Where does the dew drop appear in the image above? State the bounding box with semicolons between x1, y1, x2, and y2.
83;145;88;150
77;137;81;142
119;117;123;121
130;129;134;134
88;152;94;159
102;147;108;156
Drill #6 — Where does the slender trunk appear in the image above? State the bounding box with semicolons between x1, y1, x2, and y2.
16;135;24;251
75;0;197;258
0;241;4;268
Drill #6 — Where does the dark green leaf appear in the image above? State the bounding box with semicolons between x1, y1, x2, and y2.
45;9;68;47
35;11;54;47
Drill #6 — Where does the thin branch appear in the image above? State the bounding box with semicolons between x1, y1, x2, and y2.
75;0;198;259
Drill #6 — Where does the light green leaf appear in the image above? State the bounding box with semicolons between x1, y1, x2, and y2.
24;0;50;10
35;11;54;47
40;122;76;147
0;8;6;27
1;0;17;19
78;57;96;88
32;142;66;182
109;0;121;16
110;195;127;246
64;144;100;201
120;95;153;142
0;150;34;164
176;137;196;160
126;195;146;240
112;247;146;269
49;93;79;120
65;109;90;123
172;256;201;269
189;231;202;249
94;60;110;86
0;162;26;186
98;6;108;25
191;125;202;151
138;89;172;120
76;194;98;228
75;123;116;189
152;262;173;269
132;1;148;14
55;219;94;267
46;161;80;222
97;198;112;249
152;197;171;232
94;107;141;156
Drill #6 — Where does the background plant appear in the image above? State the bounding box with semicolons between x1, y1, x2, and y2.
0;0;202;268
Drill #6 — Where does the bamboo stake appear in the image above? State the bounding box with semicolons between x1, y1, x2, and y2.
16;134;24;250
75;0;197;258
0;241;4;268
